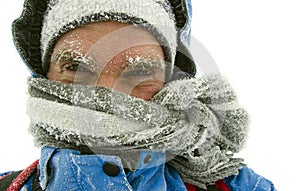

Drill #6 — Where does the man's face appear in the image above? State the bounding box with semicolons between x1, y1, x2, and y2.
47;21;166;101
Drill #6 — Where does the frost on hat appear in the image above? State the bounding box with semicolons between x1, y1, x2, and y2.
41;0;178;79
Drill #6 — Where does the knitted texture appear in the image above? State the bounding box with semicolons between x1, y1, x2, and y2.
12;0;196;77
41;0;177;77
27;75;249;189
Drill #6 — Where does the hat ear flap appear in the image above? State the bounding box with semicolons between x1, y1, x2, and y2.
170;41;196;81
12;0;49;77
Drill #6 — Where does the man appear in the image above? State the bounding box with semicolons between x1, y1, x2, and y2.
0;0;276;190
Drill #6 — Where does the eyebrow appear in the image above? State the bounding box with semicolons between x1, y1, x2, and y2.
125;57;165;71
51;50;99;72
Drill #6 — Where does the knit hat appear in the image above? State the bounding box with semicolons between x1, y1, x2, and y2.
42;0;177;80
12;0;196;78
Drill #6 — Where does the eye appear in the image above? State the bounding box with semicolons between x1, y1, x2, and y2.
52;52;97;74
62;62;93;73
61;63;77;71
121;59;165;81
122;68;154;77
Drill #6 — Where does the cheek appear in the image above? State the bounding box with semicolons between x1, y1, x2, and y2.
47;63;68;82
112;80;164;101
132;83;164;101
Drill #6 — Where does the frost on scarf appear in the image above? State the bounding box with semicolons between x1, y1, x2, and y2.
27;75;249;189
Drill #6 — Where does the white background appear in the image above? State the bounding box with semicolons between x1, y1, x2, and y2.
0;0;299;190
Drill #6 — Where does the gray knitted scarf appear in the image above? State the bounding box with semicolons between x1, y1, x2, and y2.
27;75;249;189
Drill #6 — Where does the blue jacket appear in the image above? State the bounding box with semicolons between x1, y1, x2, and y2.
1;147;276;191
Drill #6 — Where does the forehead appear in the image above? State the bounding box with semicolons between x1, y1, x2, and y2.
51;21;165;69
53;21;162;53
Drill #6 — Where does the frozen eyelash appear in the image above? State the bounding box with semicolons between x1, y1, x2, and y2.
61;63;74;71
52;50;98;72
72;56;98;72
126;56;165;71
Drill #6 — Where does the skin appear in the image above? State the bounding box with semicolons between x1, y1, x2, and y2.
47;21;166;101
